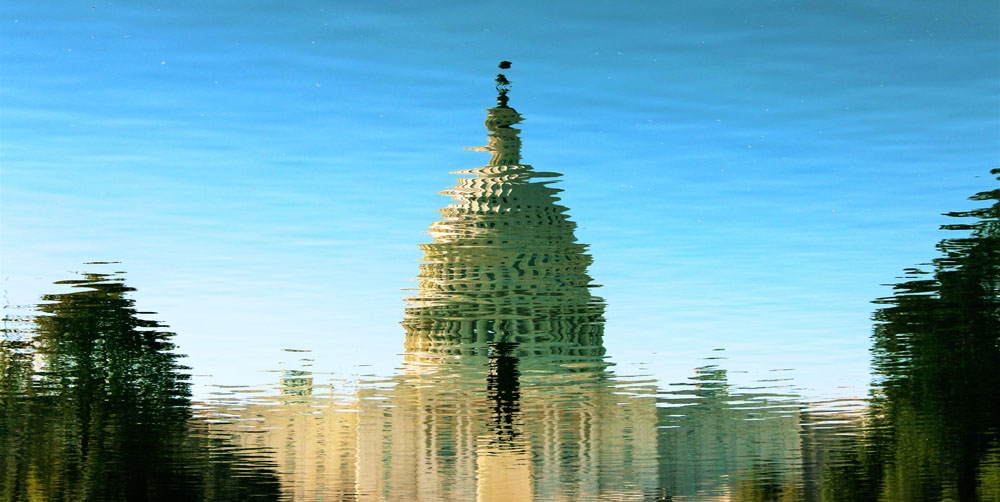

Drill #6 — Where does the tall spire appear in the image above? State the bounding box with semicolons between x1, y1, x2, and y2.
495;61;512;108
466;61;523;166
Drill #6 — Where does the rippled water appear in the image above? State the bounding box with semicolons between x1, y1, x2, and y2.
3;1;999;501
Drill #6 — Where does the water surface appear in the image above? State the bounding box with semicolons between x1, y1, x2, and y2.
2;1;998;500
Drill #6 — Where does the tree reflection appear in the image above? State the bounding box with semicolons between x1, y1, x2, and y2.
0;272;283;502
824;169;1000;501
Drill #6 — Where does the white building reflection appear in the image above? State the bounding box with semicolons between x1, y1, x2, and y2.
204;84;822;501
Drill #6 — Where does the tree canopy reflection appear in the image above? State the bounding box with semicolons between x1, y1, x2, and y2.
0;271;283;501
823;168;1000;501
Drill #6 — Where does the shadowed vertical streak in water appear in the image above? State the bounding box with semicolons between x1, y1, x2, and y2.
0;271;284;501
821;169;1000;501
486;341;521;446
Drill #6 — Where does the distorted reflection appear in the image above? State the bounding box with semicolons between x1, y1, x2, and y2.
204;71;832;501
821;169;1000;501
656;364;807;499
0;271;283;501
377;77;656;501
4;65;997;501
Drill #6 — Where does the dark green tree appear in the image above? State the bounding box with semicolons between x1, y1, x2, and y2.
823;169;999;501
1;272;283;501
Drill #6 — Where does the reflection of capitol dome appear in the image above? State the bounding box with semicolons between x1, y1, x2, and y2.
200;70;814;502
404;101;604;350
376;75;661;501
181;65;844;502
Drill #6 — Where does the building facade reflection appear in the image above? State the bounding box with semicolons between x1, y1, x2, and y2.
204;73;811;501
357;80;660;500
